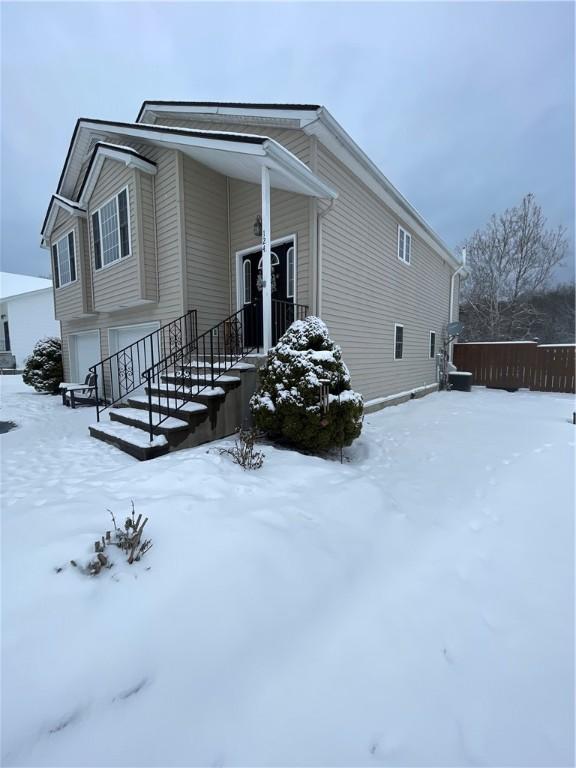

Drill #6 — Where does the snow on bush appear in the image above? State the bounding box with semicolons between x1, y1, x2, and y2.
251;316;363;453
22;337;63;394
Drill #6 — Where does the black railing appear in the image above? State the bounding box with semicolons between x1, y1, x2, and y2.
90;310;197;421
272;299;308;344
142;304;263;440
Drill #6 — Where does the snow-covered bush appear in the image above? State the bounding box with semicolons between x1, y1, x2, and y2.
251;316;363;453
22;337;63;394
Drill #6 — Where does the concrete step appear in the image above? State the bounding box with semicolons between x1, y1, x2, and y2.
161;372;241;391
146;384;226;406
109;407;190;434
127;395;209;423
178;360;256;373
89;421;169;460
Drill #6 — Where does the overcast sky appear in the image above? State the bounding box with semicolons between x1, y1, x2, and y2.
1;1;574;282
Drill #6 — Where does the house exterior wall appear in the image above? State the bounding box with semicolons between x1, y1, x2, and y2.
58;143;185;381
315;142;453;401
50;211;93;319
4;290;60;367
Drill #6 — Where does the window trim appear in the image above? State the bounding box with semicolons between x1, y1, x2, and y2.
286;245;296;299
243;259;252;304
397;225;411;265
394;323;404;360
429;330;436;359
53;228;78;289
91;185;132;272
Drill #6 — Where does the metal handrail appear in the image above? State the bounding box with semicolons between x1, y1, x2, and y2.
141;298;308;441
89;309;197;420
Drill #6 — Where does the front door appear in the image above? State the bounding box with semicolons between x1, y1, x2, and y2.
242;240;295;348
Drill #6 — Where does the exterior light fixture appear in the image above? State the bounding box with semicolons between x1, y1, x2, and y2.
253;215;262;237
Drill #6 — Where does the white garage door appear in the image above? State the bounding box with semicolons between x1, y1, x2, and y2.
69;331;100;383
108;322;160;400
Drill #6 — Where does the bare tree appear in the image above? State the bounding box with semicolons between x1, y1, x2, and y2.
461;194;567;340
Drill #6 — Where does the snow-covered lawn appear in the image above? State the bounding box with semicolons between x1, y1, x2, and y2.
1;376;574;767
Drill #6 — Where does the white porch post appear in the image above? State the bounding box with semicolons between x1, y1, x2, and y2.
261;165;272;351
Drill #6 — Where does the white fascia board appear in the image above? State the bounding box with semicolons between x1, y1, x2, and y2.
142;104;320;126
78;146;157;206
79;121;268;156
306;109;462;271
264;140;338;200
41;196;87;247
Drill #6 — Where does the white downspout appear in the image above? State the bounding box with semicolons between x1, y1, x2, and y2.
261;166;272;351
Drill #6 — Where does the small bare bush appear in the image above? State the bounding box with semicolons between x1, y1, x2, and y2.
69;502;152;576
219;427;265;470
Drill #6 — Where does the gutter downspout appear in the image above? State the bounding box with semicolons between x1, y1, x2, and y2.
449;247;467;359
226;177;232;313
316;198;335;317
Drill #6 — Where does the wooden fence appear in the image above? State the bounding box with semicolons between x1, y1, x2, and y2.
453;342;575;393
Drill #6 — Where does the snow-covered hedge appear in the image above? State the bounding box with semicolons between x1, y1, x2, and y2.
251;317;363;452
22;337;63;394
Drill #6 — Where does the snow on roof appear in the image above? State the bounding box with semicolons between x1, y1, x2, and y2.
0;272;52;301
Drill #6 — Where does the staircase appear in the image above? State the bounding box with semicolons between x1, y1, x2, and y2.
88;301;306;460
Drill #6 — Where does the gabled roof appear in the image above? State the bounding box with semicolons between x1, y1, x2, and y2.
135;101;462;269
76;142;157;203
40;194;87;243
136;101;322;123
0;272;52;301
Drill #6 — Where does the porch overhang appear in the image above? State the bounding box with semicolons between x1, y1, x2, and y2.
54;119;337;202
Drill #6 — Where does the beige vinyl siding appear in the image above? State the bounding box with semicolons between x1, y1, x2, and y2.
317;143;452;401
50;213;90;319
182;155;229;332
60;144;186;380
89;159;140;311
135;169;158;302
228;180;311;311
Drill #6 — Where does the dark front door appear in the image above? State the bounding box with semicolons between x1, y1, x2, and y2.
242;240;295;348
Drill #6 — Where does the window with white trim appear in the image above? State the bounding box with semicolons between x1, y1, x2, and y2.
92;188;130;269
51;230;76;288
429;331;436;359
243;260;251;304
394;324;404;360
398;225;411;264
287;246;295;298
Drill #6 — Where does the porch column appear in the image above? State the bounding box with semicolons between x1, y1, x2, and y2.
261;165;272;351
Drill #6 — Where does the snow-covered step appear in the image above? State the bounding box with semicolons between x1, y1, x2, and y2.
128;394;208;417
179;361;256;372
147;384;226;402
88;421;169;461
109;407;189;433
161;372;241;391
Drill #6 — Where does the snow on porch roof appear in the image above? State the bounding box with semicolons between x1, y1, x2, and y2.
55;119;337;203
0;272;52;302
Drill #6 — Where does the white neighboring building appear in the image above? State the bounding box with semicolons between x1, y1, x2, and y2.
0;272;60;368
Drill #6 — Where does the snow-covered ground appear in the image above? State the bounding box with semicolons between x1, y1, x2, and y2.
1;376;574;767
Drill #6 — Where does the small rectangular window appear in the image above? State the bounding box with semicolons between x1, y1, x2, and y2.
287;246;295;298
53;230;76;287
398;225;411;264
394;324;404;360
429;331;436;359
92;187;131;269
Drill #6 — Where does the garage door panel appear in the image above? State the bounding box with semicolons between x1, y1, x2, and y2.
108;322;160;401
69;331;100;383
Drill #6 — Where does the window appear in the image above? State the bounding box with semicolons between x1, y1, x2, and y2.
429;331;436;359
51;230;76;288
398;225;411;264
92;188;130;269
394;324;404;360
243;260;251;304
287;246;295;298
